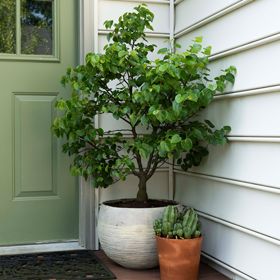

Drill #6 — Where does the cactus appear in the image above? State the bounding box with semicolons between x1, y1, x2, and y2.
153;219;162;236
162;205;178;225
153;206;201;239
161;205;178;237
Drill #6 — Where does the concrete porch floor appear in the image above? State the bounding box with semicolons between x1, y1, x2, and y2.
96;251;230;280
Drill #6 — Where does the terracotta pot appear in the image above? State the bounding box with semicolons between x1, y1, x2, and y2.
156;236;203;280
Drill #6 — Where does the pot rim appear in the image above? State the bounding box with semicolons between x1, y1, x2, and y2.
101;198;178;209
155;235;203;241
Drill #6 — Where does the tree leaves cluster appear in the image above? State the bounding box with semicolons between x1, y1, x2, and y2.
52;5;236;202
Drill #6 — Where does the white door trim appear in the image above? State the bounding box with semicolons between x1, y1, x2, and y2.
78;0;100;250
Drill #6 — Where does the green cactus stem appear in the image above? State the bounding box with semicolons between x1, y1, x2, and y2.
153;206;202;239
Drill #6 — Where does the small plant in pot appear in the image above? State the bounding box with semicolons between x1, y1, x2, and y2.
154;206;202;280
52;5;235;269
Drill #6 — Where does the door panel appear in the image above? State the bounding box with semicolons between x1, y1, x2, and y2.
0;0;78;245
14;93;57;198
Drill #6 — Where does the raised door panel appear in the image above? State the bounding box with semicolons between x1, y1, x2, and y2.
14;94;58;199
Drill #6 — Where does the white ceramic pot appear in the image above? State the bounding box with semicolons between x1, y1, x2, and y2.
97;200;171;269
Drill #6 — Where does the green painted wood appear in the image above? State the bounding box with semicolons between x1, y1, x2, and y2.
0;0;79;245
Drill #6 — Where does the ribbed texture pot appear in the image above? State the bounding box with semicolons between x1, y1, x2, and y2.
156;236;203;280
97;202;169;269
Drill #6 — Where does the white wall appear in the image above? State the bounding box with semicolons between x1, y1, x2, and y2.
175;0;280;279
95;0;171;202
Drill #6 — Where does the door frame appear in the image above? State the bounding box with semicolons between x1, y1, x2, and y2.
78;0;99;250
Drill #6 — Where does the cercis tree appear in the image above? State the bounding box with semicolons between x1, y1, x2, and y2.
52;5;236;203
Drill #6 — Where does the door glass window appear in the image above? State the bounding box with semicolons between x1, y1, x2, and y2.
0;0;55;57
21;0;53;55
0;0;16;54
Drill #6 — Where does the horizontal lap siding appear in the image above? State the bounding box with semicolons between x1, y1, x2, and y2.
175;174;280;240
208;41;280;91
190;142;280;188
175;0;239;34
202;90;280;136
200;218;280;280
176;0;280;54
97;0;170;201
175;1;280;279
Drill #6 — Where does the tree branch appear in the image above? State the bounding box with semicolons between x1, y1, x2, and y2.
147;155;160;180
104;129;132;134
131;126;144;173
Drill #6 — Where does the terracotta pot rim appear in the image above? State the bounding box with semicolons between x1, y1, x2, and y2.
156;235;203;241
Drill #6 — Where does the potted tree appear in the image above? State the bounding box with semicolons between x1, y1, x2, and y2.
52;5;235;269
154;206;202;280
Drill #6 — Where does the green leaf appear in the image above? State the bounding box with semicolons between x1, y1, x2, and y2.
171;134;182;144
138;143;153;158
190;43;202;54
227;65;237;75
160;141;172;152
181;138;192;151
130;114;139;126
175;43;181;49
203;46;212;56
208;84;217;91
223;126;231;134
118;50;127;58
204;120;215;128
195;36;203;43
158;64;169;73
175;94;185;104
192;128;203;140
153;84;161;93
186;90;199;102
90;54;100;65
104;20;113;29
153;110;166;123
158;48;169;54
225;73;235;84
56;99;66;110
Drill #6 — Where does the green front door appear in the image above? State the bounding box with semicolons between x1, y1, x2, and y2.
0;0;78;245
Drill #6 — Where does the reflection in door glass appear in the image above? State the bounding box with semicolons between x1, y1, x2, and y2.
21;0;53;55
0;0;16;54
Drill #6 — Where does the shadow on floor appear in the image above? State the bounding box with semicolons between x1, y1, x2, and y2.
96;251;230;280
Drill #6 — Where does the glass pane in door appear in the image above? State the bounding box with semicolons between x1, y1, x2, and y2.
21;0;53;55
0;0;16;54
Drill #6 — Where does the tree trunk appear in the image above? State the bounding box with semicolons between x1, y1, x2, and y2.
136;176;148;203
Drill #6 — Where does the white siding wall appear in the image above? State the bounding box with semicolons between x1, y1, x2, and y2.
175;1;280;279
95;0;171;202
